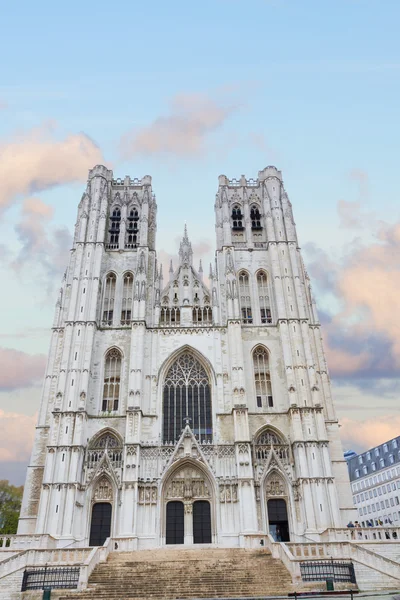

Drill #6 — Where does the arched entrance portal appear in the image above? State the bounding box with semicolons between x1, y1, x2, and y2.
267;499;290;542
163;463;214;545
89;502;112;546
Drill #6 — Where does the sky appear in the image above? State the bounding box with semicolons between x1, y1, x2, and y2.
0;0;399;485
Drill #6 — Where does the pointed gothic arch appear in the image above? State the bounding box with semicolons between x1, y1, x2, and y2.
262;469;291;542
252;346;273;409
88;473;115;546
160;458;216;545
102;272;117;326
161;350;213;444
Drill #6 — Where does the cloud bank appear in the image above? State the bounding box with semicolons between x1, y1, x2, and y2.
0;122;104;212
121;93;238;159
0;347;46;391
0;410;37;462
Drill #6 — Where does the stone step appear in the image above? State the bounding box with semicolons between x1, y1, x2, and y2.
60;547;293;600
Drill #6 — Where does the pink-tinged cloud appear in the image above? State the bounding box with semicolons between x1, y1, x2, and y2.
336;221;400;366
324;344;371;377
121;93;237;159
0;123;105;211
0;410;37;462
0;347;46;391
340;415;400;452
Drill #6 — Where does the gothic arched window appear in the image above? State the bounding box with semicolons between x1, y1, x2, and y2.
88;431;123;469
102;348;122;412
121;272;133;325
126;207;139;248
108;207;121;248
238;271;252;324
102;273;116;325
257;271;272;324
231;205;244;230
253;346;273;408
163;353;212;444
250;205;262;229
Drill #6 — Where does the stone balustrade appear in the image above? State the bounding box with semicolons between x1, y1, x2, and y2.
0;534;56;550
323;526;400;542
0;547;91;580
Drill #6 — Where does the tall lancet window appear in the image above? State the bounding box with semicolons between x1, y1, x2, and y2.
102;348;122;412
108;207;121;248
253;346;273;408
121;272;133;325
102;273;116;326
238;271;252;324
126;207;139;248
257;271;272;324
163;353;212;444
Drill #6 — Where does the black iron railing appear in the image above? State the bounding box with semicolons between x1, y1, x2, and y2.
300;560;356;583
21;566;80;591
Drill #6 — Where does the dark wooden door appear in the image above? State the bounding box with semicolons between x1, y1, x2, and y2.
89;502;112;546
166;501;184;544
193;500;211;544
267;498;290;541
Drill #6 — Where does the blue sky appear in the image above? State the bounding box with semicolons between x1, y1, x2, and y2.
0;0;399;484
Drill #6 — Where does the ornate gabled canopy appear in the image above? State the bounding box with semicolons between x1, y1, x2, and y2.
159;226;211;308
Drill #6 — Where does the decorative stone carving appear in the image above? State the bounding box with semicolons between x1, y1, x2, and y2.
93;476;113;502
219;483;238;502
138;485;157;504
265;476;285;497
165;466;211;500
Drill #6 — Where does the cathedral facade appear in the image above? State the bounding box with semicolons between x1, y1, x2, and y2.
18;164;354;549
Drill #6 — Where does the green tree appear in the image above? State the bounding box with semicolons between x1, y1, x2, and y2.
0;480;23;535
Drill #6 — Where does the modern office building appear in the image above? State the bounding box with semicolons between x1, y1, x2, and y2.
347;436;400;527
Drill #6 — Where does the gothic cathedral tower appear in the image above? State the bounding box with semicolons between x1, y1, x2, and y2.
18;165;354;548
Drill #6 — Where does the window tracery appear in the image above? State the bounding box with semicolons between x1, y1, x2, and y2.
238;271;252;324
121;272;133;325
253;347;273;408
102;348;122;412
107;207;121;249
257;271;272;324
250;205;262;229
87;432;123;469
102;273;116;326
231;205;244;230
192;306;212;326
160;307;181;326
126;207;139;248
163;353;212;444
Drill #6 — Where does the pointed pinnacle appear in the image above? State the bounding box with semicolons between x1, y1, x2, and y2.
199;259;203;272
169;260;173;273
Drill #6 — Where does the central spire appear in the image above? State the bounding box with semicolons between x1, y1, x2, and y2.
179;224;193;267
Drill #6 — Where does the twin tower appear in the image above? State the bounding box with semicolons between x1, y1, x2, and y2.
19;164;354;548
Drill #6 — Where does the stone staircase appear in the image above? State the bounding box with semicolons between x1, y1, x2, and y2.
60;547;294;600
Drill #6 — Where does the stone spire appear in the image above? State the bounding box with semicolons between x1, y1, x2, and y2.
178;224;193;267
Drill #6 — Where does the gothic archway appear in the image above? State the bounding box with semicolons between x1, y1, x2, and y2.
162;461;215;545
264;471;291;542
162;352;212;444
89;475;114;546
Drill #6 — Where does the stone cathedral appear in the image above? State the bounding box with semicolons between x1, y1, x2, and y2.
18;164;354;549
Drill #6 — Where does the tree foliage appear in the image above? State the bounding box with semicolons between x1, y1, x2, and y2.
0;480;23;535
